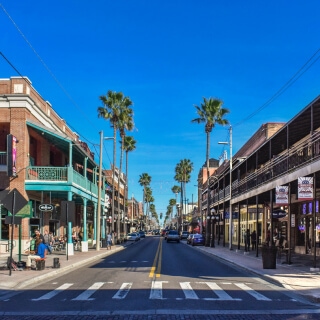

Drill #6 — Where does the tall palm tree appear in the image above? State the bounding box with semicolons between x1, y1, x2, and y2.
191;97;229;244
98;90;133;241
139;173;152;226
174;159;193;232
123;136;136;224
171;185;181;221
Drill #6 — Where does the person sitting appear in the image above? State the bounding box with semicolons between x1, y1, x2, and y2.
26;238;47;270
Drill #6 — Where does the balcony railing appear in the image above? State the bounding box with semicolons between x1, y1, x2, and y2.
211;133;320;205
26;166;100;197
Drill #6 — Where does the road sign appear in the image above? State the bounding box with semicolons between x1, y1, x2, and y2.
39;204;54;211
1;188;28;214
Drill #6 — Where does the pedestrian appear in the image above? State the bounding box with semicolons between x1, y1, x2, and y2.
107;232;112;250
251;230;257;250
31;229;45;253
26;238;47;270
43;229;53;254
244;229;250;252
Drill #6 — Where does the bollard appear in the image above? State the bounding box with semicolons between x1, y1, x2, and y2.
53;257;60;268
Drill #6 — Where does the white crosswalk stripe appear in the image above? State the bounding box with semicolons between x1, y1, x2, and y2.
113;282;133;299
234;283;271;301
25;281;275;302
149;281;168;299
180;282;199;299
72;282;106;301
200;282;241;301
32;283;73;301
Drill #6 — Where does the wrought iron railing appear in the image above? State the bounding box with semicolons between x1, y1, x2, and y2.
26;166;101;197
213;133;320;204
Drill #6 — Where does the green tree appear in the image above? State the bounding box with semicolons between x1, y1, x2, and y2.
123;136;137;223
139;173;152;223
174;159;193;231
98;90;134;237
191;97;229;243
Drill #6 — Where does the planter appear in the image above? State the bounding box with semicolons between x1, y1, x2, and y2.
261;245;277;269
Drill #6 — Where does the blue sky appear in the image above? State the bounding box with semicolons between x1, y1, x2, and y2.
1;1;320;220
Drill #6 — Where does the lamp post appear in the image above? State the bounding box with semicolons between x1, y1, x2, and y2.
96;132;114;251
218;125;233;250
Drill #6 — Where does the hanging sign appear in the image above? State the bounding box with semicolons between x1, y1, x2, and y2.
39;204;54;211
298;177;314;200
275;186;288;204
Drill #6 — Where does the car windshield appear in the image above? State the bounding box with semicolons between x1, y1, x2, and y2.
169;231;178;235
128;233;136;236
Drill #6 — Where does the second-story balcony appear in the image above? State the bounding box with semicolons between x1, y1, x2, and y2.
25;166;103;199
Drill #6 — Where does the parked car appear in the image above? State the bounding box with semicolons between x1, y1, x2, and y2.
166;230;180;243
126;233;140;241
187;234;195;244
191;234;205;246
164;230;170;240
180;231;190;240
138;230;146;238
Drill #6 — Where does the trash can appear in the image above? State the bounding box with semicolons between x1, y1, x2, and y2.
101;239;107;248
53;257;60;268
261;245;277;269
36;259;45;270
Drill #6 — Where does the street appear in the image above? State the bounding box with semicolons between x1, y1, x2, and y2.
0;236;319;319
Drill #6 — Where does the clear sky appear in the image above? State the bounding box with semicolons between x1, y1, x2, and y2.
1;1;320;221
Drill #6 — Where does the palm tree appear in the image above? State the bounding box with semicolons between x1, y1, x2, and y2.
139;173;152;227
123;136;136;226
171;185;181;221
98;90;133;241
191;97;229;244
174;159;193;232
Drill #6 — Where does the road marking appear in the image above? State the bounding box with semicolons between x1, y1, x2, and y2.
149;238;162;278
31;283;73;300
234;283;271;301
180;282;199;299
200;282;241;301
112;282;133;299
72;282;105;301
150;281;168;299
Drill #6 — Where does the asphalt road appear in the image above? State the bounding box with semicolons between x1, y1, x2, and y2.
0;236;320;319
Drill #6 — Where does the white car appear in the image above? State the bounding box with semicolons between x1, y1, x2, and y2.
126;233;140;241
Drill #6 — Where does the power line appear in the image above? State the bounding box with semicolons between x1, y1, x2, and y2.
0;4;99;133
234;48;320;127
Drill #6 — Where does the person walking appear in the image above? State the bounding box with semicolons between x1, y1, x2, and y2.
107;232;112;250
251;230;257;250
244;229;250;252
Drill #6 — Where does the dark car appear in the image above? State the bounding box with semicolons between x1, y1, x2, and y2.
191;234;205;246
138;231;146;238
180;231;190;240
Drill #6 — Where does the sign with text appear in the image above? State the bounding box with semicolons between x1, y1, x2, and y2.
298;177;313;200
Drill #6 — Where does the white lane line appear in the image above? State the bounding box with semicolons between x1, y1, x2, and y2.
180;282;199;299
72;282;105;301
200;282;241;301
149;281;168;300
234;283;271;301
32;283;73;301
112;282;133;299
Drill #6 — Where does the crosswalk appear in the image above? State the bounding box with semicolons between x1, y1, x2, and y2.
17;281;284;302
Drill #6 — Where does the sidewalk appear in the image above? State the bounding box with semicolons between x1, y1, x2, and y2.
0;243;127;292
0;239;320;303
196;243;320;303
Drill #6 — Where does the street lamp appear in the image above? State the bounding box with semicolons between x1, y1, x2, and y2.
218;125;233;250
96;131;114;251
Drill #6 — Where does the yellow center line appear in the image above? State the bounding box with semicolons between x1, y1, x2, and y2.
149;237;162;278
